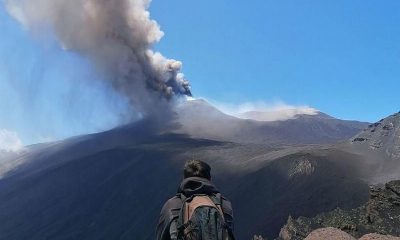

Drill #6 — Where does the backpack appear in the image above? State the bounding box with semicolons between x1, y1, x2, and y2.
169;193;231;240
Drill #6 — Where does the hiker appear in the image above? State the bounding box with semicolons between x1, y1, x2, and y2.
156;160;235;240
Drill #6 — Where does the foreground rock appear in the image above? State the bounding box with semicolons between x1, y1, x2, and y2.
277;180;400;240
305;228;356;240
303;228;400;240
359;233;400;240
254;228;400;240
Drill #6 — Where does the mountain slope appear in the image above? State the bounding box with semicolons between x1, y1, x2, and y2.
351;112;400;157
0;130;216;240
225;149;369;239
342;112;400;184
176;99;368;145
1;108;399;240
0;121;370;240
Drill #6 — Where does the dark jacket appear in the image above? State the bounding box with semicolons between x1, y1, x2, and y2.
156;177;235;240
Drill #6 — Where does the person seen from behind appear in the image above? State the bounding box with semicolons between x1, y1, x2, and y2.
156;159;235;240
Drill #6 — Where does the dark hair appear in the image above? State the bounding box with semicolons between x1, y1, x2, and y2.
183;160;211;180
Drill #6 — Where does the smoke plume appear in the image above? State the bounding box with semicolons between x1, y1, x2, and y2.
5;0;191;117
208;100;319;122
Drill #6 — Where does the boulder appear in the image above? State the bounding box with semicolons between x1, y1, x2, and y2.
359;233;400;240
304;228;356;240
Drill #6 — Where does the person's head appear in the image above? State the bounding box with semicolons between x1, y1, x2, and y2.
183;159;211;180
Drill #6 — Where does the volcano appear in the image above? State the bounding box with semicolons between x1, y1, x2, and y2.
175;99;368;145
1;102;399;239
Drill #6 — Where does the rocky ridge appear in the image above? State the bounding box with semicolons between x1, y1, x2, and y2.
351;112;400;159
276;180;400;240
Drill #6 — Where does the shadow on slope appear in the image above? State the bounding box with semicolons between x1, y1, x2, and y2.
224;150;370;239
0;131;224;240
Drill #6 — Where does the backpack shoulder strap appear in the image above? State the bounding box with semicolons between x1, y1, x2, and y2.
169;194;186;240
209;193;225;217
212;193;223;206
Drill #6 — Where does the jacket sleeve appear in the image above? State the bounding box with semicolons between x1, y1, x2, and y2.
156;197;182;240
156;201;172;240
221;197;235;239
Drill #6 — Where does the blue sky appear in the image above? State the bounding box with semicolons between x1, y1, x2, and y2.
1;0;400;146
150;0;400;121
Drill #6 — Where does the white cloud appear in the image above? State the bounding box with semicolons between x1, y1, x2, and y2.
0;129;24;152
202;98;319;122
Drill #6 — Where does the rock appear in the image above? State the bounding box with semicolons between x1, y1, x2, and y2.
278;215;310;240
304;227;356;240
252;235;266;240
277;181;400;239
288;156;316;178
386;180;400;195
351;113;400;156
304;230;400;240
359;233;400;240
353;137;368;142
